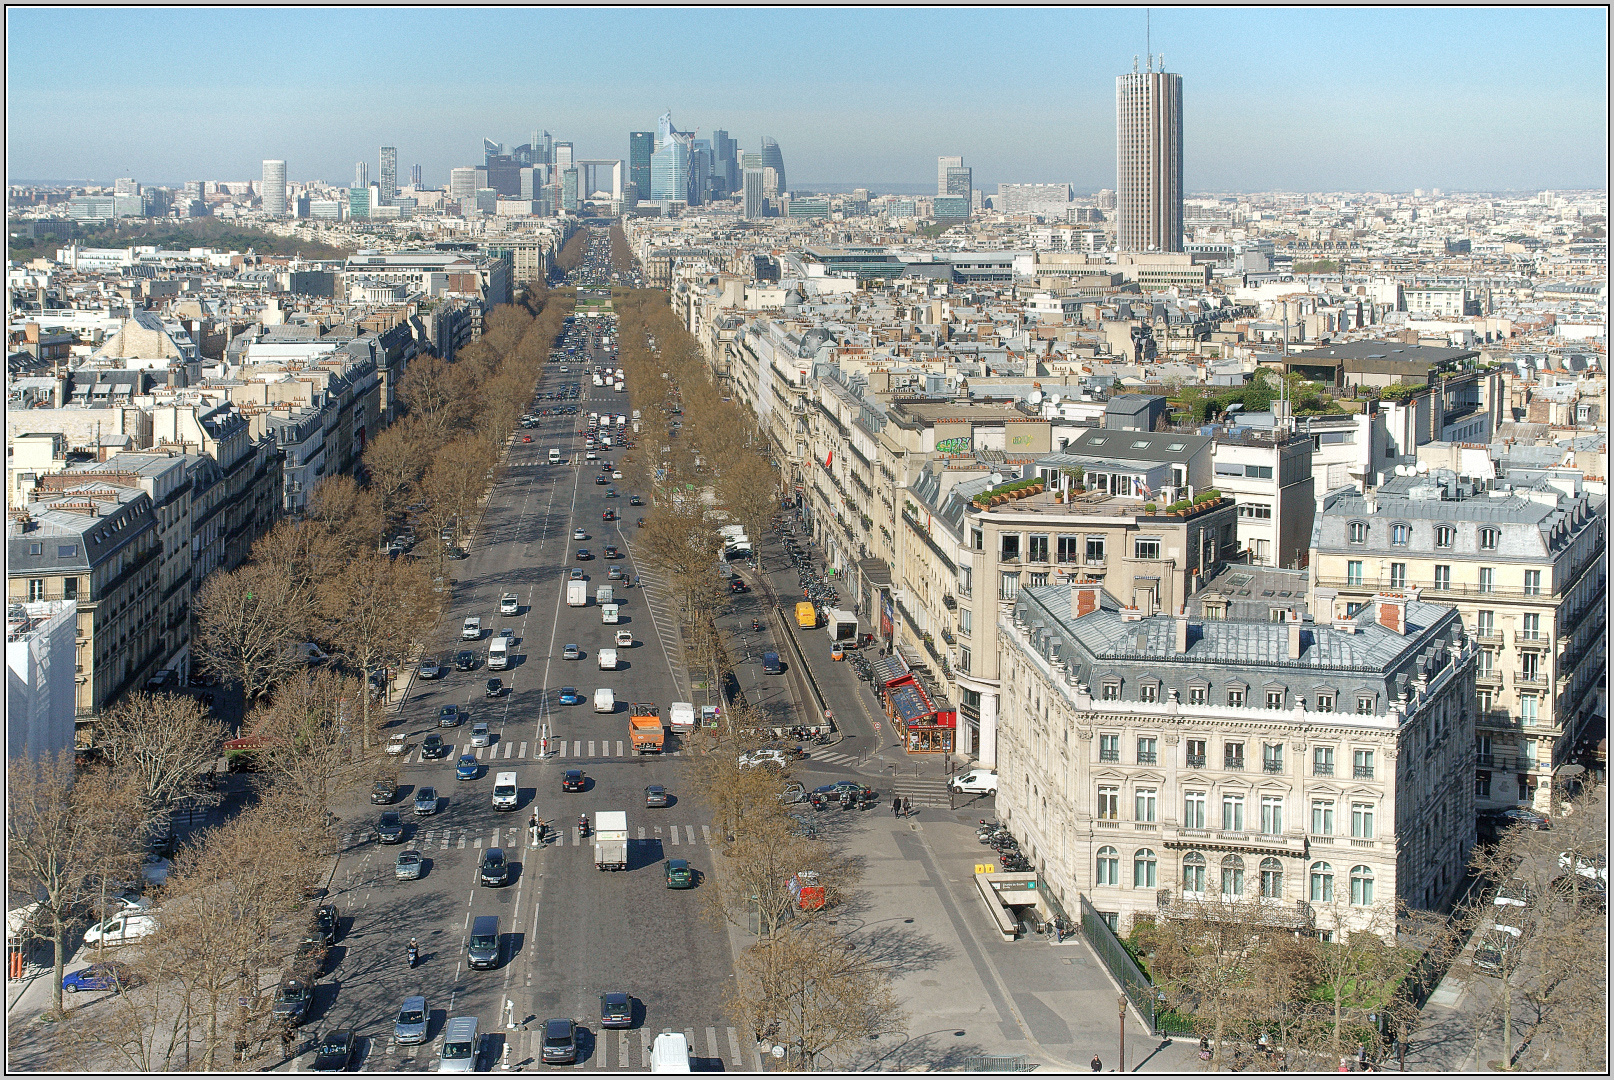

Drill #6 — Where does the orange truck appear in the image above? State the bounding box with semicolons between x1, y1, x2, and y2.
629;703;664;754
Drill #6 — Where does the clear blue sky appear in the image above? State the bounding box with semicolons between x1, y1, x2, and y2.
6;7;1607;192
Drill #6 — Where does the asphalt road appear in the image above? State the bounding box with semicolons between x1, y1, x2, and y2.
307;265;764;1072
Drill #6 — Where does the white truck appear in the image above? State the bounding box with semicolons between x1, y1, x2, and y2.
597;648;617;670
500;593;519;616
669;701;696;734
567;580;588;607
461;616;482;640
825;608;859;644
596;585;614;606
491;771;519;811
593;810;628;872
601;603;620;624
487;637;509;670
649;1031;692;1073
594;687;615;713
549;448;563;465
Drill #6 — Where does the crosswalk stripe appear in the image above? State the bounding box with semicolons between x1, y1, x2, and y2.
726;1026;744;1071
684;1030;697;1067
706;1028;720;1066
588;740;597;757
474;837;482;848
701;825;712;845
637;827;646;840
619;1032;630;1071
519;742;528;757
572;829;581;847
616;740;624;757
685;825;696;845
640;1032;655;1067
503;742;513;758
669;828;679;846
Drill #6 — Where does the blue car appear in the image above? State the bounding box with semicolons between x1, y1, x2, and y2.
63;962;135;994
558;686;583;706
456;754;480;781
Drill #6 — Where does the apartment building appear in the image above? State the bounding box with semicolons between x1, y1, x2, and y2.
997;581;1476;939
1310;470;1606;810
1209;427;1315;568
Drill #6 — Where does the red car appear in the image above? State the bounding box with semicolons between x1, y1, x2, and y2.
522;436;533;443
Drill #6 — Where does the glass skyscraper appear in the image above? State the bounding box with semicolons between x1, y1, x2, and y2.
759;137;786;195
651;138;690;204
629;132;655;203
260;159;286;216
379;146;397;204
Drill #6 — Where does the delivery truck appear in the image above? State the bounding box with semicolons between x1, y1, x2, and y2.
795;602;818;629
668;701;695;734
593;810;628;871
601;603;620;624
594;688;615;713
825;608;858;644
629;704;664;754
567;580;588;607
487;636;510;670
596;585;614;606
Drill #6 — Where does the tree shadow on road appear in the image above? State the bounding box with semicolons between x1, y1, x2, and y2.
844;921;955;979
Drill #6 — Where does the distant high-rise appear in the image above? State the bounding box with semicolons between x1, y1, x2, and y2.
937;156;962;197
554;142;574;168
651;138;691;204
629;132;655;202
114;177;139;196
742;168;765;220
711;129;736;194
261;160;287;216
379;146;397;203
944;166;972;198
410;164;422;188
449;167;478;210
561;168;580;212
759;137;786;195
1115;59;1183;252
355;161;369;189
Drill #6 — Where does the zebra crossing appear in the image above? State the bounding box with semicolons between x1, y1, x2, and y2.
811;748;862;768
369;1022;762;1072
551;739;688;759
409;740;529;764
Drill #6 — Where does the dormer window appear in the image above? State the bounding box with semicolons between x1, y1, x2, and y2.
1435;525;1454;548
1349;521;1368;544
1390;523;1410;546
1479;527;1498;550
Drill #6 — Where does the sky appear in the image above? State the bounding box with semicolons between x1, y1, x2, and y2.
5;7;1608;193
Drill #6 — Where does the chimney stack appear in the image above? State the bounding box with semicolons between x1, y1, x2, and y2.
1374;592;1409;635
1313;589;1336;627
1287;611;1304;659
1175;607;1190;653
1071;580;1101;619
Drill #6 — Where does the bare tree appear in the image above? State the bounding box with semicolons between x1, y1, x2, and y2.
94;692;229;816
320;548;436;745
304;474;386;556
192;562;308;703
248;668;380;818
6;752;147;1019
358;419;433;523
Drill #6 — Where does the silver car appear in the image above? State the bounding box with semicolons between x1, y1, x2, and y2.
413;787;438;816
395;849;423;880
394;994;428;1044
470;722;492;747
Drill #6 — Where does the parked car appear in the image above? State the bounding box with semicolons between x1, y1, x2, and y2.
1558;850;1607;884
737;748;789;770
1472;928;1521;977
949;770;999;796
414;787;438;815
271;976;313;1026
377;811;405;843
645;784;669;807
1501;806;1551;830
62;962;136;994
395;849;423;880
456;754;480;781
310;1028;357;1072
599;992;633;1029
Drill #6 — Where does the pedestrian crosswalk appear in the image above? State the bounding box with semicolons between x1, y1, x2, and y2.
887;777;952;809
408;741;529;764
551;739;687;759
367;1022;765;1072
811;749;861;768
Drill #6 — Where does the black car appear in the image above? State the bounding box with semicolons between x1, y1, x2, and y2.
455;650;476;671
629;495;642;506
310;1028;357;1072
421;733;446;758
371;778;398;804
485;678;502;698
479;847;509;887
595;475;609;485
576;548;592;560
563;769;586;792
376;811;404;844
540;1017;577;1064
599;991;633;1028
645;784;669;807
312;904;338;945
271;976;313;1026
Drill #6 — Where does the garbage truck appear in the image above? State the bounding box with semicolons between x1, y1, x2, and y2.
593;810;628;871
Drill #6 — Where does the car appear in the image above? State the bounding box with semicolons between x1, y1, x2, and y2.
595;475;608;485
372;777;398;804
1500;806;1551;830
574;528;588;540
629;495;642;506
479;847;509;887
455;650;476;671
1472;928;1521;977
569;568;585;581
376;811;405;843
576;548;592;560
471;721;493;745
456;754;480;781
541;1017;578;1064
563;643;582;660
606;488;617;498
608;566;624;580
419;655;443;680
1558;850;1607;884
760;651;782;674
142;852;171;888
499;628;514;642
439;704;461;727
62;962;136;994
395;994;429;1045
311;903;338;945
738;748;789;770
386;731;409;756
447;546;468;560
563;769;586;792
414;787;438;815
665;858;694;889
613;471;623;480
272;975;314;1025
484;678;502;699
599;991;633;1029
522;436;532;443
462;616;482;640
558;686;583;705
310;1028;357;1072
1549;872;1606;911
395;849;423;880
615;630;633;647
421;733;445;758
811;780;867;797
604;546;620;559
949;770;999;796
645;784;669;807
730;579;749;594
586;450;598;460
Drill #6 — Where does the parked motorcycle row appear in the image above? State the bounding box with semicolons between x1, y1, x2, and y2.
782;531;840;607
977;820;1032;872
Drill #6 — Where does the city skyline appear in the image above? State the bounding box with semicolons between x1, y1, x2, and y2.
5;7;1607;192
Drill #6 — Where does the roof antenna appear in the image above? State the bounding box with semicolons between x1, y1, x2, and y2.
1146;9;1151;71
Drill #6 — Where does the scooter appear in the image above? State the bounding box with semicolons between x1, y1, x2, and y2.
752;619;762;632
407;942;419;968
578;815;589;838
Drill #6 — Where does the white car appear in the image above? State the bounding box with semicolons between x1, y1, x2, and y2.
461;617;482;640
612;471;623;480
500;594;519;616
948;770;999;796
1559;850;1607;884
737;749;789;770
386;733;409;756
615;630;634;647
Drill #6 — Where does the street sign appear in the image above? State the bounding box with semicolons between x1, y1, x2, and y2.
975;864;995;875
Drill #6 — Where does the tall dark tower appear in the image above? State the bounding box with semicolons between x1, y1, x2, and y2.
1115;56;1183;252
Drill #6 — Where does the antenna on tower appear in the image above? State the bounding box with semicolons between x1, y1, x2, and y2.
1146;8;1151;68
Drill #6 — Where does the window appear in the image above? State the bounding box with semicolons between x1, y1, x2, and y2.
1133;849;1157;888
1100;682;1120;701
1238;503;1274;519
1182;851;1206;895
999;572;1020;600
1311;799;1335;836
1226;688;1245;708
1184;791;1206;828
1519;694;1538;725
1349;521;1368;544
1316;693;1335;713
28;579;45;602
1434;565;1451;590
1391;523;1410;546
1356;695;1375;716
1185;739;1206;769
1137;737;1157;764
1521;612;1540;639
1188;685;1206;706
1135;788;1157;823
1224;741;1245;770
1095;846;1119;886
957;645;971;673
1056;535;1080;563
1216;460;1245;478
958;608;972;636
1222;794;1245;832
1245;464;1273;479
1523;570;1541;596
1347;561;1364;587
1475;771;1492;798
1099;734;1119;761
1350;865;1375;906
1027;535;1049;563
1351;802;1375;839
1344;602;1364;617
1097;786;1119;820
1261;795;1284;835
1265;690;1285;710
958;566;972;597
1353;750;1375;780
1479;527;1498;550
27;542;43;557
1221;854;1245;896
1139;683;1158;703
57;544;79;559
1435;525;1454;548
1476;610;1494;637
1028;572;1048;587
1085;537;1106;565
1478;567;1494;594
62;577;79;601
1000;534;1020;561
1260;858;1283;899
1389;563;1407;589
1310;862;1334;902
1134;538;1161;560
971;528;983;551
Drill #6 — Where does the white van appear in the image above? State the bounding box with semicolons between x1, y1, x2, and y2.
492;771;519;811
439;1016;479;1073
500;593;520;616
597;648;617;670
601;603;620;624
488;637;509;670
549;448;562;465
649;1030;692;1073
594;688;615;713
461;617;482;640
669;702;695;733
83;911;158;947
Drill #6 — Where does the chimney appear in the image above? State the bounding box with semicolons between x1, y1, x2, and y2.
25;321;40;343
1287;611;1304;659
1375;592;1409;635
1071;580;1101;619
1175;607;1190;653
1120;605;1144;622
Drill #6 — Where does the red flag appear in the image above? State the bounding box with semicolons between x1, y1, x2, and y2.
824;450;834;468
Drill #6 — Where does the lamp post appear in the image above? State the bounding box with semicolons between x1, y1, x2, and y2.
1118;994;1126;1073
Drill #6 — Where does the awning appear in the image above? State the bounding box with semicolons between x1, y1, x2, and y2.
871;652;910;686
888;678;934;725
857;558;892;589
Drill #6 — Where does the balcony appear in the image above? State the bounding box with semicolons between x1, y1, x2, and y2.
1160;826;1309;858
1099;749;1120;763
1354;765;1376;780
1475;669;1504;687
1475;753;1495;768
1137;752;1158;766
1472;628;1505;645
1313;762;1335;777
1514;631;1548;646
1263;760;1284;774
941;594;957;611
1223;757;1245;772
1156;890;1314;929
1185;754;1206;769
1515;670;1548;686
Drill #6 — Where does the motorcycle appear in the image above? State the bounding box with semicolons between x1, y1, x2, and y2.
578;815;589;838
636;518;644;528
752;619;762;632
407;942;419;968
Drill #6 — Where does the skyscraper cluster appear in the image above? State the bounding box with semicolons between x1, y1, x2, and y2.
641;112;771;211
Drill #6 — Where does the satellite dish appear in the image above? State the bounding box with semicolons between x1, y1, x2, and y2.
1416;461;1430;474
1395;464;1410;476
1048;393;1062;406
1028;390;1043;405
989;472;1004;486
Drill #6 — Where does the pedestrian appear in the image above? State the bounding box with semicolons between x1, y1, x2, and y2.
1090;1054;1102;1072
902;797;912;817
892;796;901;818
